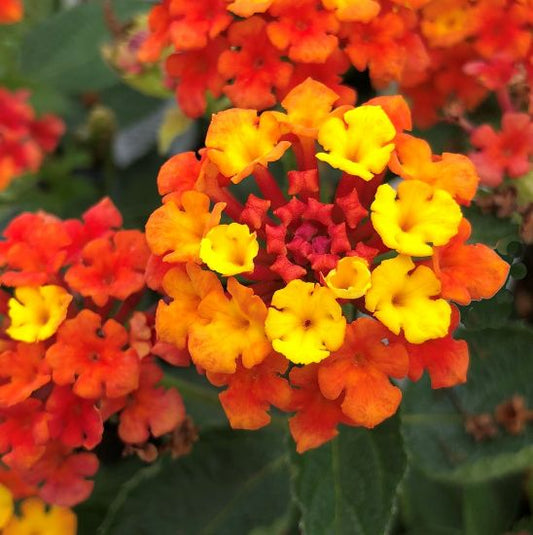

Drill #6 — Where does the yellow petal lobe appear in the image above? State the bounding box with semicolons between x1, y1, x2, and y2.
0;484;13;529
324;256;371;299
371;180;462;257
200;223;259;276
365;255;451;344
316;105;395;180
7;285;72;343
3;497;76;535
265;280;346;364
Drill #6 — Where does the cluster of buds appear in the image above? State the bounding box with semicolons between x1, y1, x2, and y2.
146;78;510;452
0;0;22;24
0;88;64;191
0;199;187;507
0;483;76;534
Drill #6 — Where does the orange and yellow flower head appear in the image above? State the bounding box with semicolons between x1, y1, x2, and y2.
145;79;510;452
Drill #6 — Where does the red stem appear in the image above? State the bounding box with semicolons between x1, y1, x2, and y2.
253;166;287;209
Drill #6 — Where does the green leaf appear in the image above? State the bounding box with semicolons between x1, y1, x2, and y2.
19;0;149;93
402;324;533;483
290;417;407;535
76;457;146;535
463;204;519;253
99;428;291;535
460;288;514;330
400;469;523;535
160;367;228;431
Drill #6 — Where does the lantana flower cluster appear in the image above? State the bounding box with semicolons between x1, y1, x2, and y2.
145;78;510;452
0;87;64;191
0;198;186;507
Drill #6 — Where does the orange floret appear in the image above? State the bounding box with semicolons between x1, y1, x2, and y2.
390;133;479;205
205;108;290;183
218;16;293;110
65;230;150;307
0;343;50;407
45;310;140;399
116;359;185;444
428;218;510;306
288;363;350;453
156;263;221;351
188;278;272;373
267;0;340;63
405;305;469;388
207;353;292;429
145;190;225;263
318;318;409;428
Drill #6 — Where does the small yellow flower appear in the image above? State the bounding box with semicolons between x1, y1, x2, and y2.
324;256;371;299
371;180;462;257
7;285;72;343
265;280;346;364
3;497;77;535
0;484;14;529
316;105;395;180
200;223;259;276
365;255;451;344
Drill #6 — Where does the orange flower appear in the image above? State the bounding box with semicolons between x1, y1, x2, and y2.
405;305;469;388
156;263;221;350
65;230;150;307
165;37;227;118
427;218;510;305
23;442;98;507
0;399;49;470
45;310;140;399
227;0;273;17
0;0;23;23
318;318;409;428
156;151;201;205
207;353;291;429
218;16;293;110
288;364;350;453
145;190;225;263
115;360;185;444
267;0;340;63
322;0;380;22
269;77;343;138
45;386;103;451
0;212;71;287
0;343;50;407
205;108;290;183
390;133;479;205
188;278;271;373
